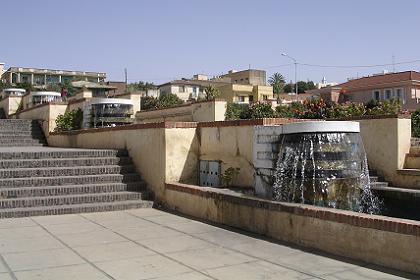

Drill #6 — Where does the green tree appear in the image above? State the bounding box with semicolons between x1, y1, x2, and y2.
296;81;308;93
283;83;293;93
141;96;158;110
268;73;286;97
127;81;156;93
204;85;220;100
157;93;183;108
306;81;316;90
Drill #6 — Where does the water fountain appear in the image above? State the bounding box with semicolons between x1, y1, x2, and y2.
271;121;381;214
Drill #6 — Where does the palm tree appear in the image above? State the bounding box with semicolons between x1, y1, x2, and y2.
268;73;286;97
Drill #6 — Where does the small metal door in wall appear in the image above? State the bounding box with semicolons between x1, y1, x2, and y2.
199;160;220;187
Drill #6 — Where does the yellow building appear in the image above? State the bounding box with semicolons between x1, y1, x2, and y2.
159;69;274;103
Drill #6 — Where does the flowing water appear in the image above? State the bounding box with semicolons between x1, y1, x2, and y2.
273;132;381;214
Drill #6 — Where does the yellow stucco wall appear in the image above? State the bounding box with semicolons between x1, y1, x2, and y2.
199;125;254;187
48;126;199;200
0;96;22;116
17;104;67;134
356;118;416;188
135;100;227;124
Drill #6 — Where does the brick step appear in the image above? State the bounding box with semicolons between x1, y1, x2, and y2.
369;181;389;188
0;182;147;199
0;157;132;169
0;135;45;140
404;154;420;169
0;191;150;209
0;124;41;130
0;173;141;188
0;142;45;147
0;200;154;219
0;149;128;160
0;137;44;145
0;165;136;178
0;130;43;135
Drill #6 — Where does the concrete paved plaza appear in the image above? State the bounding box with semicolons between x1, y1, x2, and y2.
0;209;416;280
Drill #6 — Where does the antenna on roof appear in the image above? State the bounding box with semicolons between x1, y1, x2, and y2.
392;53;396;72
249;64;251;69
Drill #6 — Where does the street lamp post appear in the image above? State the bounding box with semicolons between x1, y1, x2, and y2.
281;53;298;101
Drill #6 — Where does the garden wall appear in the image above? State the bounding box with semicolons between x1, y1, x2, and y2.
135;100;226;123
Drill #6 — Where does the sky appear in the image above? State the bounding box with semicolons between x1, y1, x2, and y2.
1;0;420;85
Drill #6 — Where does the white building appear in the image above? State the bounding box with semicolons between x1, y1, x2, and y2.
315;77;338;89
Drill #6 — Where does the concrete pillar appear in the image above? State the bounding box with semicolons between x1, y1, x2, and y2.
59;75;62;83
31;74;34;85
17;73;21;83
44;75;47;85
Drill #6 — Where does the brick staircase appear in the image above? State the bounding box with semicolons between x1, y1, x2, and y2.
368;170;389;189
0;119;46;146
402;137;420;170
0;119;153;218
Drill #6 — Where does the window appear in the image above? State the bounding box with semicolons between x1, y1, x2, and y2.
395;88;405;104
384;89;392;100
237;96;245;102
263;95;268;100
249;95;254;103
178;86;185;93
373;90;381;101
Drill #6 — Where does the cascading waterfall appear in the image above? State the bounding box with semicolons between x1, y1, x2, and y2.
273;132;381;214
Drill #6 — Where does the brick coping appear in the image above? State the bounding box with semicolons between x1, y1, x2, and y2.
137;98;226;114
49;121;198;135
166;182;420;237
49;114;406;136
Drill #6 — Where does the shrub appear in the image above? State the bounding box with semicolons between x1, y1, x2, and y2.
141;96;158;110
327;103;365;119
248;102;276;119
366;99;401;115
225;103;249;120
157;93;183;109
412;109;420;138
299;98;329;119
275;105;294;118
54;109;83;132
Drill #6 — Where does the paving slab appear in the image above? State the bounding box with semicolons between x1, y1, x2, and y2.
166;247;256;270
0;217;37;229
0;273;12;280
73;241;156;262
0;235;64;254
13;264;109;280
42;221;104;236
204;260;311;280
137;234;215;253
32;214;88;226
57;229;127;247
165;220;221;234
0;261;7;273
115;225;185;241
193;228;259;247
94;254;192;280
3;247;85;271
